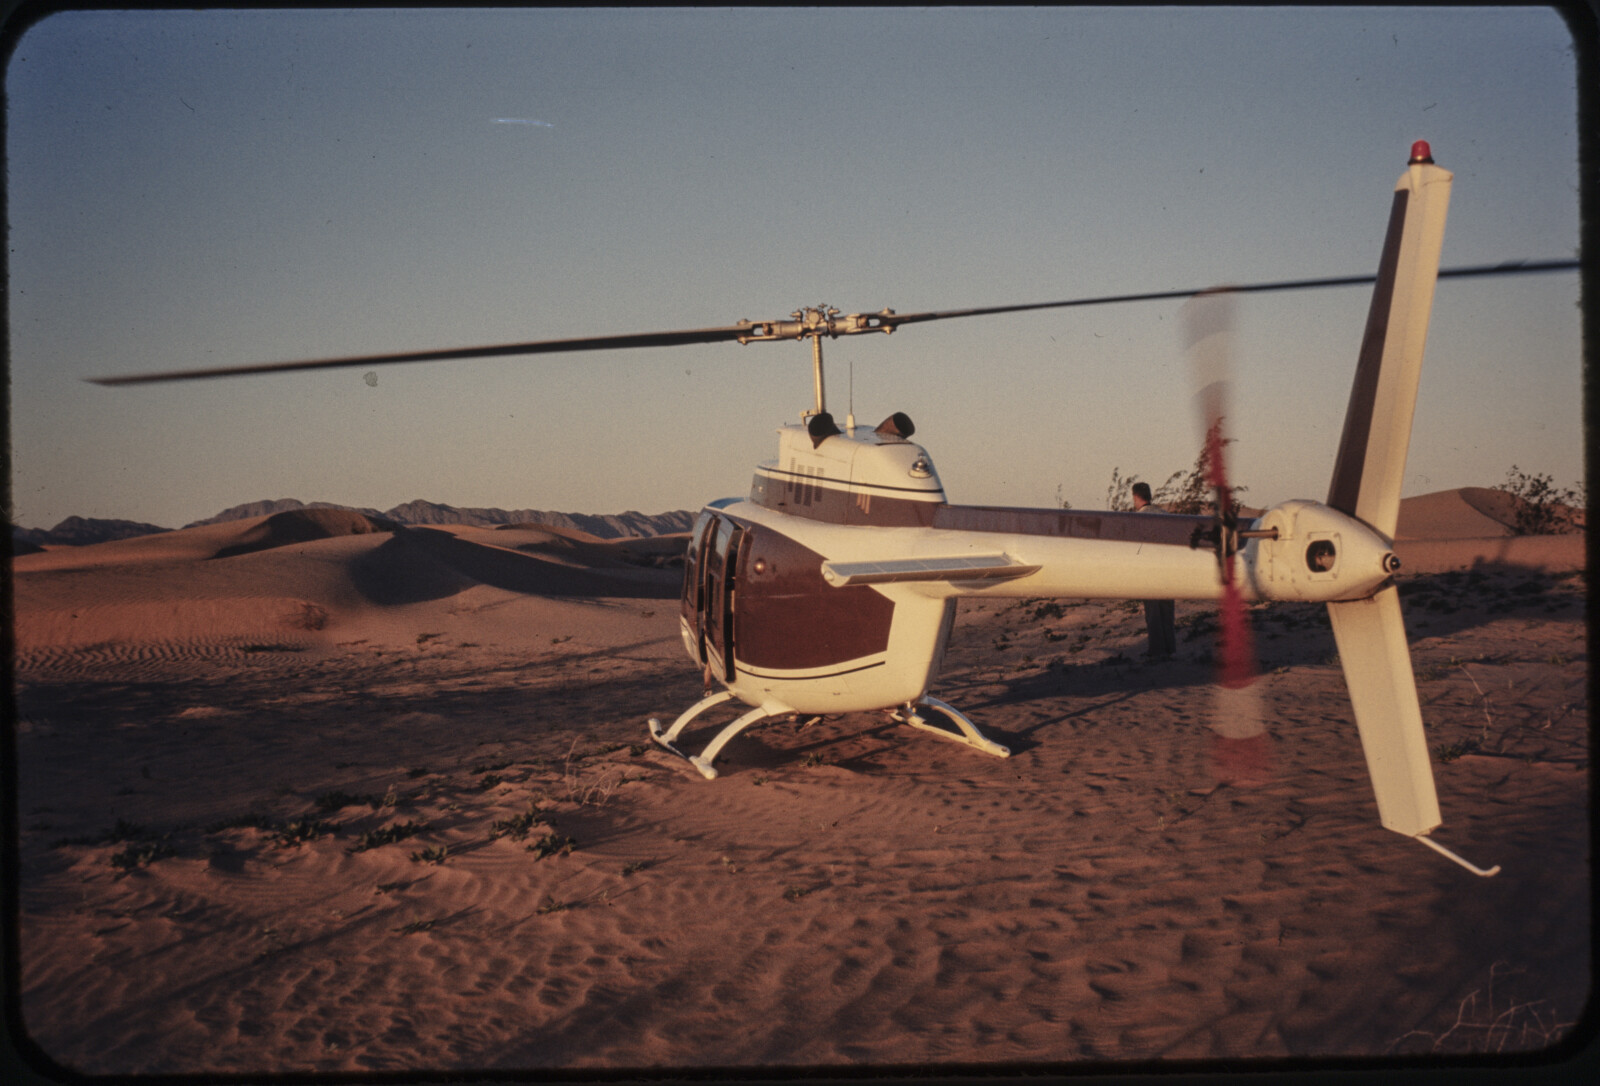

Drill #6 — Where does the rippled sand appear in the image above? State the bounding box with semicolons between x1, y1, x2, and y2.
11;513;1588;1074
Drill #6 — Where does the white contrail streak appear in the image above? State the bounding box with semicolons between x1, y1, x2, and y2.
492;117;554;127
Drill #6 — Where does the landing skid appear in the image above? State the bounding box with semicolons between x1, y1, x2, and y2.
891;695;1011;758
648;691;779;781
649;692;1011;779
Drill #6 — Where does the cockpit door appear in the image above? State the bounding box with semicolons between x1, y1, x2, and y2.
680;510;716;665
701;515;746;683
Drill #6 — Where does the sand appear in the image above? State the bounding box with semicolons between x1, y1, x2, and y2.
9;500;1589;1075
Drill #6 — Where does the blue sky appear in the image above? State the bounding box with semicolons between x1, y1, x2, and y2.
5;6;1583;529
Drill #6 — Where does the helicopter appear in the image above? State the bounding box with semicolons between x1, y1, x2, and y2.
91;142;1578;876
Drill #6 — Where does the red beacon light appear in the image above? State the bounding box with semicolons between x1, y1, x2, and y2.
1409;140;1434;164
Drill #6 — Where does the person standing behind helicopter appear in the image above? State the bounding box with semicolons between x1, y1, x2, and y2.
1132;481;1178;660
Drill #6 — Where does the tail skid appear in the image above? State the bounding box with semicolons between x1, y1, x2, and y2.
1417;835;1502;878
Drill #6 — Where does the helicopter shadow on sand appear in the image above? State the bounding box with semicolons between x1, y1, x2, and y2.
917;562;1584;754
1388;563;1586;644
927;653;1227;756
715;659;1215;767
349;525;681;605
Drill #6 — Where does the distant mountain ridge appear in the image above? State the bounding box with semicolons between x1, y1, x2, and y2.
185;499;387;526
13;499;696;549
10;515;174;552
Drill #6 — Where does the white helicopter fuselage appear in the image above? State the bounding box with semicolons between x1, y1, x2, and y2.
678;422;1402;719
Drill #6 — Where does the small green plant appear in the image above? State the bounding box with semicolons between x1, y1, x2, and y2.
783;885;812;902
536;895;573;915
110;841;174;870
348;820;428;853
491;804;544;841
528;832;576;859
621;859;649;876
410;845;449;865
1436;739;1480;764
272;818;333;848
800;751;824;769
395;919;436;935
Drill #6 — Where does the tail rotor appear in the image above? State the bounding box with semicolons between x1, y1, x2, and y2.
1182;290;1270;785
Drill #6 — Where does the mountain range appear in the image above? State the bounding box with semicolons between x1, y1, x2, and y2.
11;499;696;551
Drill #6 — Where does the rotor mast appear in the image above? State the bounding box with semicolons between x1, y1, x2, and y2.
735;304;896;418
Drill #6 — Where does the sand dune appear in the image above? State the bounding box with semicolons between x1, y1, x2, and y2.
12;516;682;675
1393;486;1517;540
10;491;1588;1075
209;507;400;558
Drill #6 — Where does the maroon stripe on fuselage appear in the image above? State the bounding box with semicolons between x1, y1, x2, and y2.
932;504;1212;544
728;516;897;670
750;471;940;527
737;659;887;681
1328;188;1409;516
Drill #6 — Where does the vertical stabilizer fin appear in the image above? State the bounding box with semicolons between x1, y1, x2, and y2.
1326;586;1441;837
1326;144;1453;540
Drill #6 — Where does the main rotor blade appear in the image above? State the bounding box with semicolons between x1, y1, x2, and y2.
86;256;1576;386
86;323;760;386
876;258;1579;331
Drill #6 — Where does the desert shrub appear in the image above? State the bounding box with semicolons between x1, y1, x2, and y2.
1107;422;1246;515
1498;466;1585;535
1389;962;1576;1054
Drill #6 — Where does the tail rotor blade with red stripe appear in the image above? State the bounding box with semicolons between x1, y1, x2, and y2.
1182;290;1270;784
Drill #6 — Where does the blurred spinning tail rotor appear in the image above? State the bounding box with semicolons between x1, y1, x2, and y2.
1182;289;1270;785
